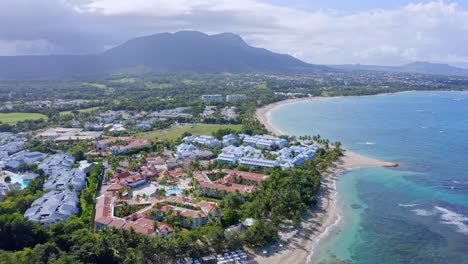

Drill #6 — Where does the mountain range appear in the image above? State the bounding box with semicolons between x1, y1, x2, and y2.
0;31;328;79
0;31;467;79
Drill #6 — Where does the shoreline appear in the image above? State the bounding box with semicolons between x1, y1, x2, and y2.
254;97;397;264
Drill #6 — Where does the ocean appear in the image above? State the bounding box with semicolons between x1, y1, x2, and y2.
269;91;468;264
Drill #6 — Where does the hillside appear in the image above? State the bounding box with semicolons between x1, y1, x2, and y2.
0;31;329;79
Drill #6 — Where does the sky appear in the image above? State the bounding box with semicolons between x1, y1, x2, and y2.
2;0;468;67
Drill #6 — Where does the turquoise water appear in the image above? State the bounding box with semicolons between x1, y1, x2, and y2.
10;175;28;189
270;91;468;264
166;188;182;196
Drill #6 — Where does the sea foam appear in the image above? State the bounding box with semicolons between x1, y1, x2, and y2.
412;209;434;216
434;206;468;235
398;203;418;208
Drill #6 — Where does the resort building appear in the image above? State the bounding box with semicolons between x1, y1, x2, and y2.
39;154;76;175
92;137;151;155
24;190;79;226
201;94;223;102
0;140;27;155
216;145;261;165
107;124;127;134
226;94;247;102
241;134;288;150
196;169;268;198
36;127;102;142
149;107;192;119
201;106;217;119
84;123;104;131
221;106;238;120
43;168;86;191
39;154;87;192
0;182;21;201
94;194;175;237
274;145;318;170
4;151;46;170
239;157;278;170
183;135;221;148
222;134;238;146
152;196;220;229
146;156;168;170
175;143;213;160
111;171;147;188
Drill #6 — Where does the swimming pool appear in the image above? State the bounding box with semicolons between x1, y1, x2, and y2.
10;175;28;189
166;188;182;196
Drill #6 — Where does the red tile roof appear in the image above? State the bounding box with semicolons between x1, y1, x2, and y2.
199;181;256;194
222;169;269;182
107;219;126;229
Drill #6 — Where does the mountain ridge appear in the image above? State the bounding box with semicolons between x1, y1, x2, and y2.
0;31;329;79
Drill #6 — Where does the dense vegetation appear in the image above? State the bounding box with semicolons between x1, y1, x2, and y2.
79;164;103;225
0;142;341;263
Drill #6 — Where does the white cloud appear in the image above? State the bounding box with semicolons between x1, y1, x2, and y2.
1;0;468;66
0;39;60;56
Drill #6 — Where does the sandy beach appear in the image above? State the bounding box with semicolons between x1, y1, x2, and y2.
253;97;397;264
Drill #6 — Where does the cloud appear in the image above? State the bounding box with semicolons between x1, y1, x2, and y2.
0;39;60;56
1;0;468;66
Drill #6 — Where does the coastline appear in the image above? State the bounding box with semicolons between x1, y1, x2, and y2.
254;97;397;264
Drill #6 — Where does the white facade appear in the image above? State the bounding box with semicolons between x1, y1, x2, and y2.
239;157;278;169
242;135;288;150
201;94;223;102
222;134;238;146
183;135;221;148
226;94;247;102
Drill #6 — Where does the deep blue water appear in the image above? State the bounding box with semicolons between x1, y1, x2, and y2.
270;91;468;264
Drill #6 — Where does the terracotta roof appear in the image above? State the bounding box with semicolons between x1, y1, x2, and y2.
108;219;126;229
106;183;126;192
95;216;113;225
223;169;269;182
157;222;174;233
199;181;256;194
180;209;206;219
123;222;153;235
165;196;190;204
197;201;218;214
147;156;166;165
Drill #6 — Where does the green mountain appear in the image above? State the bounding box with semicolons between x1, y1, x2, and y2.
0;31;329;79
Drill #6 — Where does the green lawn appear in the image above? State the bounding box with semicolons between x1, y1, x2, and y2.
60;107;101;116
0;112;48;124
144;82;173;89
110;78;136;84
82;82;107;90
138;123;243;140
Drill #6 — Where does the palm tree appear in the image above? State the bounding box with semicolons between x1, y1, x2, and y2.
117;188;125;200
148;210;157;220
153;220;159;232
156;189;166;197
186;217;193;228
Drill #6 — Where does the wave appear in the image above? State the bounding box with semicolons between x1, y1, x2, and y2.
412;209;434;216
357;141;376;145
398;203;418;208
434;206;468;235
